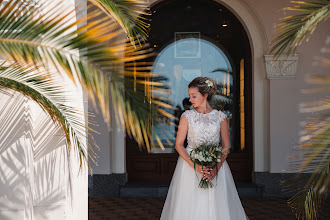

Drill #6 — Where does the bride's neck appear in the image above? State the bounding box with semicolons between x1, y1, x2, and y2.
195;103;212;114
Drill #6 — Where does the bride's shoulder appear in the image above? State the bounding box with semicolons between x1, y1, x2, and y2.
181;109;195;120
216;110;227;122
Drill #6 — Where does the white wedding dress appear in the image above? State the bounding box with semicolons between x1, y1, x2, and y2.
160;109;248;220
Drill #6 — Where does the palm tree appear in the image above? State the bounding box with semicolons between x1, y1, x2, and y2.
270;1;330;219
0;0;173;173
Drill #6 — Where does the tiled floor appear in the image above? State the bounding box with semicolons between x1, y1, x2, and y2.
89;197;330;220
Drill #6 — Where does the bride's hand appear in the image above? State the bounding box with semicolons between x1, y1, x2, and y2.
203;167;218;181
194;164;210;176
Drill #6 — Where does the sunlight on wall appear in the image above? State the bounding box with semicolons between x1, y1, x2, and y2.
0;1;87;220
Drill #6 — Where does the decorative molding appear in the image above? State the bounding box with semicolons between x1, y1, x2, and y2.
264;54;299;79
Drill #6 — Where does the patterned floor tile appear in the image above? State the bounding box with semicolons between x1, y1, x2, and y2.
89;198;330;220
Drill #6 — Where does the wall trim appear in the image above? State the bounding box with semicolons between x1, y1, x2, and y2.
265;54;299;79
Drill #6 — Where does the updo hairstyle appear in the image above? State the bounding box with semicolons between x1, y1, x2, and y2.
188;77;217;102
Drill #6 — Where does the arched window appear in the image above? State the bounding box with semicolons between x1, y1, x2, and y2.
151;38;240;153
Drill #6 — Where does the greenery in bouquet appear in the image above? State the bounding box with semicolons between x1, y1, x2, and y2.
189;143;224;189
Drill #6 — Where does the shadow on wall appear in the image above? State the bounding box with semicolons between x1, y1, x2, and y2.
0;89;69;220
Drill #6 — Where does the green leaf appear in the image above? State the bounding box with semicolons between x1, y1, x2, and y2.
270;0;330;58
0;0;174;172
0;62;94;172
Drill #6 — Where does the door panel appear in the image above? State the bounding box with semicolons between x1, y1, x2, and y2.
127;153;178;182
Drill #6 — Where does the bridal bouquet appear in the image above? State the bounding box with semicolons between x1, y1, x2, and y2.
189;143;224;189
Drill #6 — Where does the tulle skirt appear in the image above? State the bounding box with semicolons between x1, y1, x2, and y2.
160;148;248;220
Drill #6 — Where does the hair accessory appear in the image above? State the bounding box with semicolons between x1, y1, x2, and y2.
205;80;213;87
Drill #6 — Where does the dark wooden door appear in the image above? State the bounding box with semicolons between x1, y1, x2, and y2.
126;150;251;183
127;153;178;182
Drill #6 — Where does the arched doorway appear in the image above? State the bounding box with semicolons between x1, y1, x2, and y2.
127;0;253;183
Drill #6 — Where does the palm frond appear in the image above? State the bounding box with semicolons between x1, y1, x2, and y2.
111;72;175;152
270;0;330;58
0;0;155;123
270;1;330;218
0;62;96;172
285;112;330;219
89;0;150;45
211;68;232;74
285;76;330;219
0;0;174;163
285;163;329;220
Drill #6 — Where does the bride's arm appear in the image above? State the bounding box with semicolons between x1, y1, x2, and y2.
218;118;230;167
205;118;230;181
175;115;205;174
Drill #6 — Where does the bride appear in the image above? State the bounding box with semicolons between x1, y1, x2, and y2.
160;77;248;220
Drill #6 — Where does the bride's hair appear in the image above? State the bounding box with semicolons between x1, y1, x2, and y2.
188;77;217;102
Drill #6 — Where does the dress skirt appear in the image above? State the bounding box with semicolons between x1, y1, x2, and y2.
160;148;248;220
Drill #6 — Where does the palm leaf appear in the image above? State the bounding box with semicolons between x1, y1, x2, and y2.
210;68;233;105
89;0;150;46
0;0;155;124
270;0;330;59
0;62;96;172
0;0;174;165
285;112;330;219
284;71;330;219
111;73;175;152
270;2;330;218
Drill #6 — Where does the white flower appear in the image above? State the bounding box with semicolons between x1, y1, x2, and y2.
205;80;213;87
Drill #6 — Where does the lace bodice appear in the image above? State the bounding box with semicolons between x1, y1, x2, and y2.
182;109;227;148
